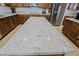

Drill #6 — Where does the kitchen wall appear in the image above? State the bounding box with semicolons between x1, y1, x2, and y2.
64;3;78;16
65;10;77;16
0;6;12;15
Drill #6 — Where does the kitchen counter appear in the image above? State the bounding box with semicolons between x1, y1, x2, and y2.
66;18;79;23
65;15;76;17
17;13;50;16
0;13;16;18
0;17;76;55
0;13;50;19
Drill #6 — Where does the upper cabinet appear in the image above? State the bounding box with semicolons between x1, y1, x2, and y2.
17;3;29;7
5;3;29;8
37;3;50;9
5;3;50;9
5;3;18;7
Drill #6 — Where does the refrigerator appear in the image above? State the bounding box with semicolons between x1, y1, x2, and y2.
50;3;67;26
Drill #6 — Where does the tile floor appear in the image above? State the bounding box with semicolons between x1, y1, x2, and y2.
0;24;79;56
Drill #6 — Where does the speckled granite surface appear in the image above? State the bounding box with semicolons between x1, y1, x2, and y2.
0;17;76;55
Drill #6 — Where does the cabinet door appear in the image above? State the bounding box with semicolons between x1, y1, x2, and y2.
0;16;17;38
63;19;79;42
14;15;19;25
70;22;79;39
37;3;50;9
63;19;73;31
11;16;17;28
0;18;8;36
62;19;76;42
18;15;29;24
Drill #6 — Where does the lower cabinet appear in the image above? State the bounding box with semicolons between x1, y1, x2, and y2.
0;15;17;39
0;18;8;36
62;19;79;47
17;14;50;24
17;15;29;24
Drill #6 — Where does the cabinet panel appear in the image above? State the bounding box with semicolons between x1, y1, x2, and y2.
37;3;50;9
62;19;73;31
63;19;79;47
0;15;18;39
0;18;8;36
17;15;29;24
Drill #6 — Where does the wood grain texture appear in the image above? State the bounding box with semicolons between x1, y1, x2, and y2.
37;3;50;9
0;15;18;40
5;3;29;8
62;19;79;47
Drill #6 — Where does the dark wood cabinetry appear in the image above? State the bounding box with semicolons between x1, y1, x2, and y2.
17;14;50;24
62;19;79;47
0;15;17;39
17;15;29;24
37;3;50;9
62;16;75;25
5;3;29;7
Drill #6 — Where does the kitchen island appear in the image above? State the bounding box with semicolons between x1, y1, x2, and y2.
0;17;76;56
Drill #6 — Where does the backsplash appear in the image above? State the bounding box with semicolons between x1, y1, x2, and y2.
65;10;77;16
15;7;49;14
0;6;12;15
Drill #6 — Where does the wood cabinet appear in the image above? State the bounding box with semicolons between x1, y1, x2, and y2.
17;14;50;24
5;3;29;7
17;3;29;7
17;15;29;24
62;19;79;47
0;15;17;39
62;16;75;25
37;3;50;9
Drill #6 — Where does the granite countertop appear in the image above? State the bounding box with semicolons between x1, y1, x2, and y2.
0;13;16;18
65;15;76;17
66;18;79;23
0;13;50;19
0;17;76;55
16;13;50;16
